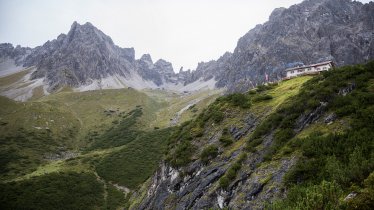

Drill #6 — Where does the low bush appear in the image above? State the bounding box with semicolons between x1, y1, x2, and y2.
219;153;247;189
200;145;218;164
225;93;251;108
167;140;195;168
253;94;273;102
219;129;234;147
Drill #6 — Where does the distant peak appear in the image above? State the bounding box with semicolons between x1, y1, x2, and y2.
83;22;94;27
140;54;153;63
70;21;97;31
269;7;286;20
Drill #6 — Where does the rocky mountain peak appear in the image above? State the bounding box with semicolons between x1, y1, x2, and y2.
269;7;286;20
139;54;153;66
65;21;115;50
154;59;174;75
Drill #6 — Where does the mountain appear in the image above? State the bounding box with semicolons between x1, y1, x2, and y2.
27;21;140;91
215;0;374;91
1;0;373;100
0;22;197;100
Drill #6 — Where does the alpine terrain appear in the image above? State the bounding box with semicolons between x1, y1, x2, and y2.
0;0;373;209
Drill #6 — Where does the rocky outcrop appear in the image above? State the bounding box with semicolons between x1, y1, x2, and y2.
230;114;258;140
295;102;328;132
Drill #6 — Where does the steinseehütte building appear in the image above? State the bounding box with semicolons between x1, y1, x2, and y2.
285;61;335;79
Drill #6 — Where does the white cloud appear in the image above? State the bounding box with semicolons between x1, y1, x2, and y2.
0;0;371;72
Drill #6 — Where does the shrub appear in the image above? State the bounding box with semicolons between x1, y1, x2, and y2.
219;128;233;147
248;90;257;95
200;145;218;164
225;93;251;108
190;126;204;137
219;153;247;189
211;109;224;123
219;135;233;147
256;84;274;92
168;140;195;168
219;176;230;189
253;94;273;102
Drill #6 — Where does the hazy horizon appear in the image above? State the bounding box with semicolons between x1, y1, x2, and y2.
0;0;372;72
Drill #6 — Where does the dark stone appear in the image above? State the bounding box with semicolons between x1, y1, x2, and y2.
245;182;265;201
324;113;337;124
295;102;328;132
338;83;356;96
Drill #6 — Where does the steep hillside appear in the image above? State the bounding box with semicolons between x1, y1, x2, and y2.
132;61;374;209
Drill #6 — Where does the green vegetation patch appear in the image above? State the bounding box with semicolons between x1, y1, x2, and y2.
0;172;104;210
219;128;234;147
96;127;174;189
219;153;247;189
106;185;130;210
88;108;144;150
200;145;219;164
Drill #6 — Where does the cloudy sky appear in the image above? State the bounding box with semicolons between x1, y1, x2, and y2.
0;0;371;71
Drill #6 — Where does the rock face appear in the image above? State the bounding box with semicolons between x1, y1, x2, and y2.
217;0;374;92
